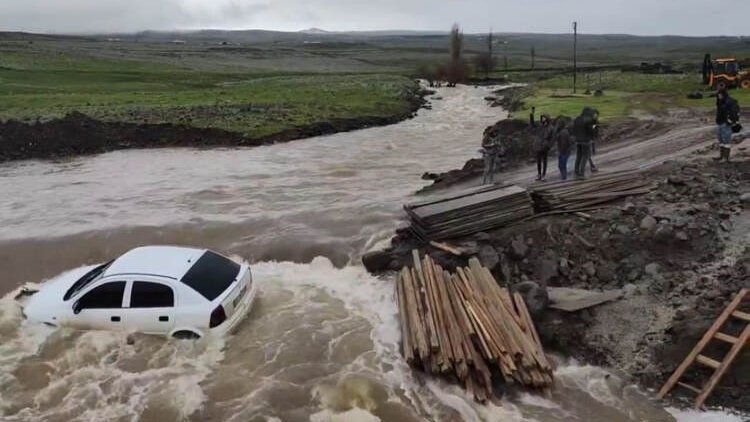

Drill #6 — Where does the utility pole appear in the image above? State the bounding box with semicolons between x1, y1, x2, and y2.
573;21;578;94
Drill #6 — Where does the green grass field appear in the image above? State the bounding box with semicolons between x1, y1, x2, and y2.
0;44;420;135
520;71;750;122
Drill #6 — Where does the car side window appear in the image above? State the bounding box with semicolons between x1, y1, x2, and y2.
130;282;174;308
77;281;126;310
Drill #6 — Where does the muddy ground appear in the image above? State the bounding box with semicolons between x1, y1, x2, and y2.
366;131;750;411
0;93;427;163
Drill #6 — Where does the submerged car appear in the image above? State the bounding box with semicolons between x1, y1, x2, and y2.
24;246;256;339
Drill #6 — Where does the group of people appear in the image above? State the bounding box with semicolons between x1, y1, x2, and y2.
481;106;601;185
481;87;741;187
532;107;600;182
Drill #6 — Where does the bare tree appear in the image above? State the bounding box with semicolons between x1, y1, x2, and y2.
474;53;497;79
446;23;469;86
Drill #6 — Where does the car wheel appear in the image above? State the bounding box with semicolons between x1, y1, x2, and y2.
172;330;201;340
741;79;750;89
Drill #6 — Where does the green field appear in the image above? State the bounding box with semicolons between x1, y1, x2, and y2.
520;71;750;122
0;45;421;135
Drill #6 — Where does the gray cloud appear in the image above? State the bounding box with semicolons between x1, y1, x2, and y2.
0;0;747;35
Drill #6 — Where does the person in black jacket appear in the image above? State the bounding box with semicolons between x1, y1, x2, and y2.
715;89;740;162
572;107;599;179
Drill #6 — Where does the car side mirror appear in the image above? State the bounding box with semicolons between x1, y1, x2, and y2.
73;301;83;315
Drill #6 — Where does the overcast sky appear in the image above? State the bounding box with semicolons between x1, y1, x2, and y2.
0;0;747;36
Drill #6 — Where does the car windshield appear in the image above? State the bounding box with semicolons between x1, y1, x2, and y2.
63;261;113;301
180;251;240;301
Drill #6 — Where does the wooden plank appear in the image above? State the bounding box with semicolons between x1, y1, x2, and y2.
429;241;465;256
657;289;748;399
395;273;414;363
714;332;739;345
548;288;623;312
413;250;440;351
677;382;702;394
695;354;721;369
731;310;750;321
411;185;527;220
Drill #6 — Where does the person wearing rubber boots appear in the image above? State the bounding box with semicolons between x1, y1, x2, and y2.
715;88;741;162
572;107;600;179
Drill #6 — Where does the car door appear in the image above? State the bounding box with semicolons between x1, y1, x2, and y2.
124;280;176;335
71;281;127;330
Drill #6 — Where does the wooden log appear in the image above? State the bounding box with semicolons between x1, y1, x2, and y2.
404;268;429;360
423;255;451;372
395;272;414;363
412;250;440;352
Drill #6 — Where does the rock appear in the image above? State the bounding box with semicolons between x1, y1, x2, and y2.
667;176;686;186
615;224;631;235
675;231;690;241
622;283;639;297
537;259;559;283
559;258;571;276
583;261;597;277
720;221;732;232
712;184;728;195
510;236;529;259
621;202;637;214
362;250;393;273
740;193;750;205
654;224;673;242
644;263;661;276
511;281;549;315
478;245;500;270
473;232;491;242
640;215;658;231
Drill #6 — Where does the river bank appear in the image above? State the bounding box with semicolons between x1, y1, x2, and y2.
0;84;429;163
364;118;750;413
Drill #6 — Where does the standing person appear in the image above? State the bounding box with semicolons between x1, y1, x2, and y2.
481;129;504;184
529;106;536;127
556;118;573;180
535;115;554;181
572;107;599;179
714;88;741;162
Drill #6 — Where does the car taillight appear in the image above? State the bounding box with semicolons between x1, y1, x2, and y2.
209;305;226;328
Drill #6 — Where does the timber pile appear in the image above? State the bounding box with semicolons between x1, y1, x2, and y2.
404;185;533;240
395;251;553;402
528;170;652;213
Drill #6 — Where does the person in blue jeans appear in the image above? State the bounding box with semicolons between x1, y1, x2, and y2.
555;119;573;180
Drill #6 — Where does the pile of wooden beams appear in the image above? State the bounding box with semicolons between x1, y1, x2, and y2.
528;170;652;214
395;251;553;402
404;185;533;241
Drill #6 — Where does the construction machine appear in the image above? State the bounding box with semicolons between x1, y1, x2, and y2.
704;56;750;89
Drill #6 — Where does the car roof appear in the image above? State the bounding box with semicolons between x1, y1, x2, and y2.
103;246;207;280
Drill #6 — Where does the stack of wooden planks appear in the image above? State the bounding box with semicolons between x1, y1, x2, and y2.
528;170;652;214
404;185;533;241
395;251;553;402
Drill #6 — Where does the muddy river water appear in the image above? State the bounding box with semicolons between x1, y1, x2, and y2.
0;86;739;421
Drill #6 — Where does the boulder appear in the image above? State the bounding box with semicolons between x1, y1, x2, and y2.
512;281;549;315
510;236;529;259
740;193;750;205
675;231;690;241
362;250;393;273
640;215;658;231
645;263;661;276
559;258;571;277
478;245;500;270
583;261;597;277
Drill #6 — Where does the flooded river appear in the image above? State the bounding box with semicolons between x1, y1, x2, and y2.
0;85;739;421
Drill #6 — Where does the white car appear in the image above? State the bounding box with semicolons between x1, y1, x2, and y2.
24;246;256;339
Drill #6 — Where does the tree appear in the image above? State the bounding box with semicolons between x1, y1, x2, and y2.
474;53;497;79
446;23;469;86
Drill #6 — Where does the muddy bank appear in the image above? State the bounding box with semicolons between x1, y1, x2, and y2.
0;90;428;163
366;151;750;411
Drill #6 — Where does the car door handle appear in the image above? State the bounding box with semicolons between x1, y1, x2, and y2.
159;316;169;322
111;316;121;322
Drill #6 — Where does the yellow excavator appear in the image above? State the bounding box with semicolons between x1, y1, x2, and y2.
704;55;750;89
